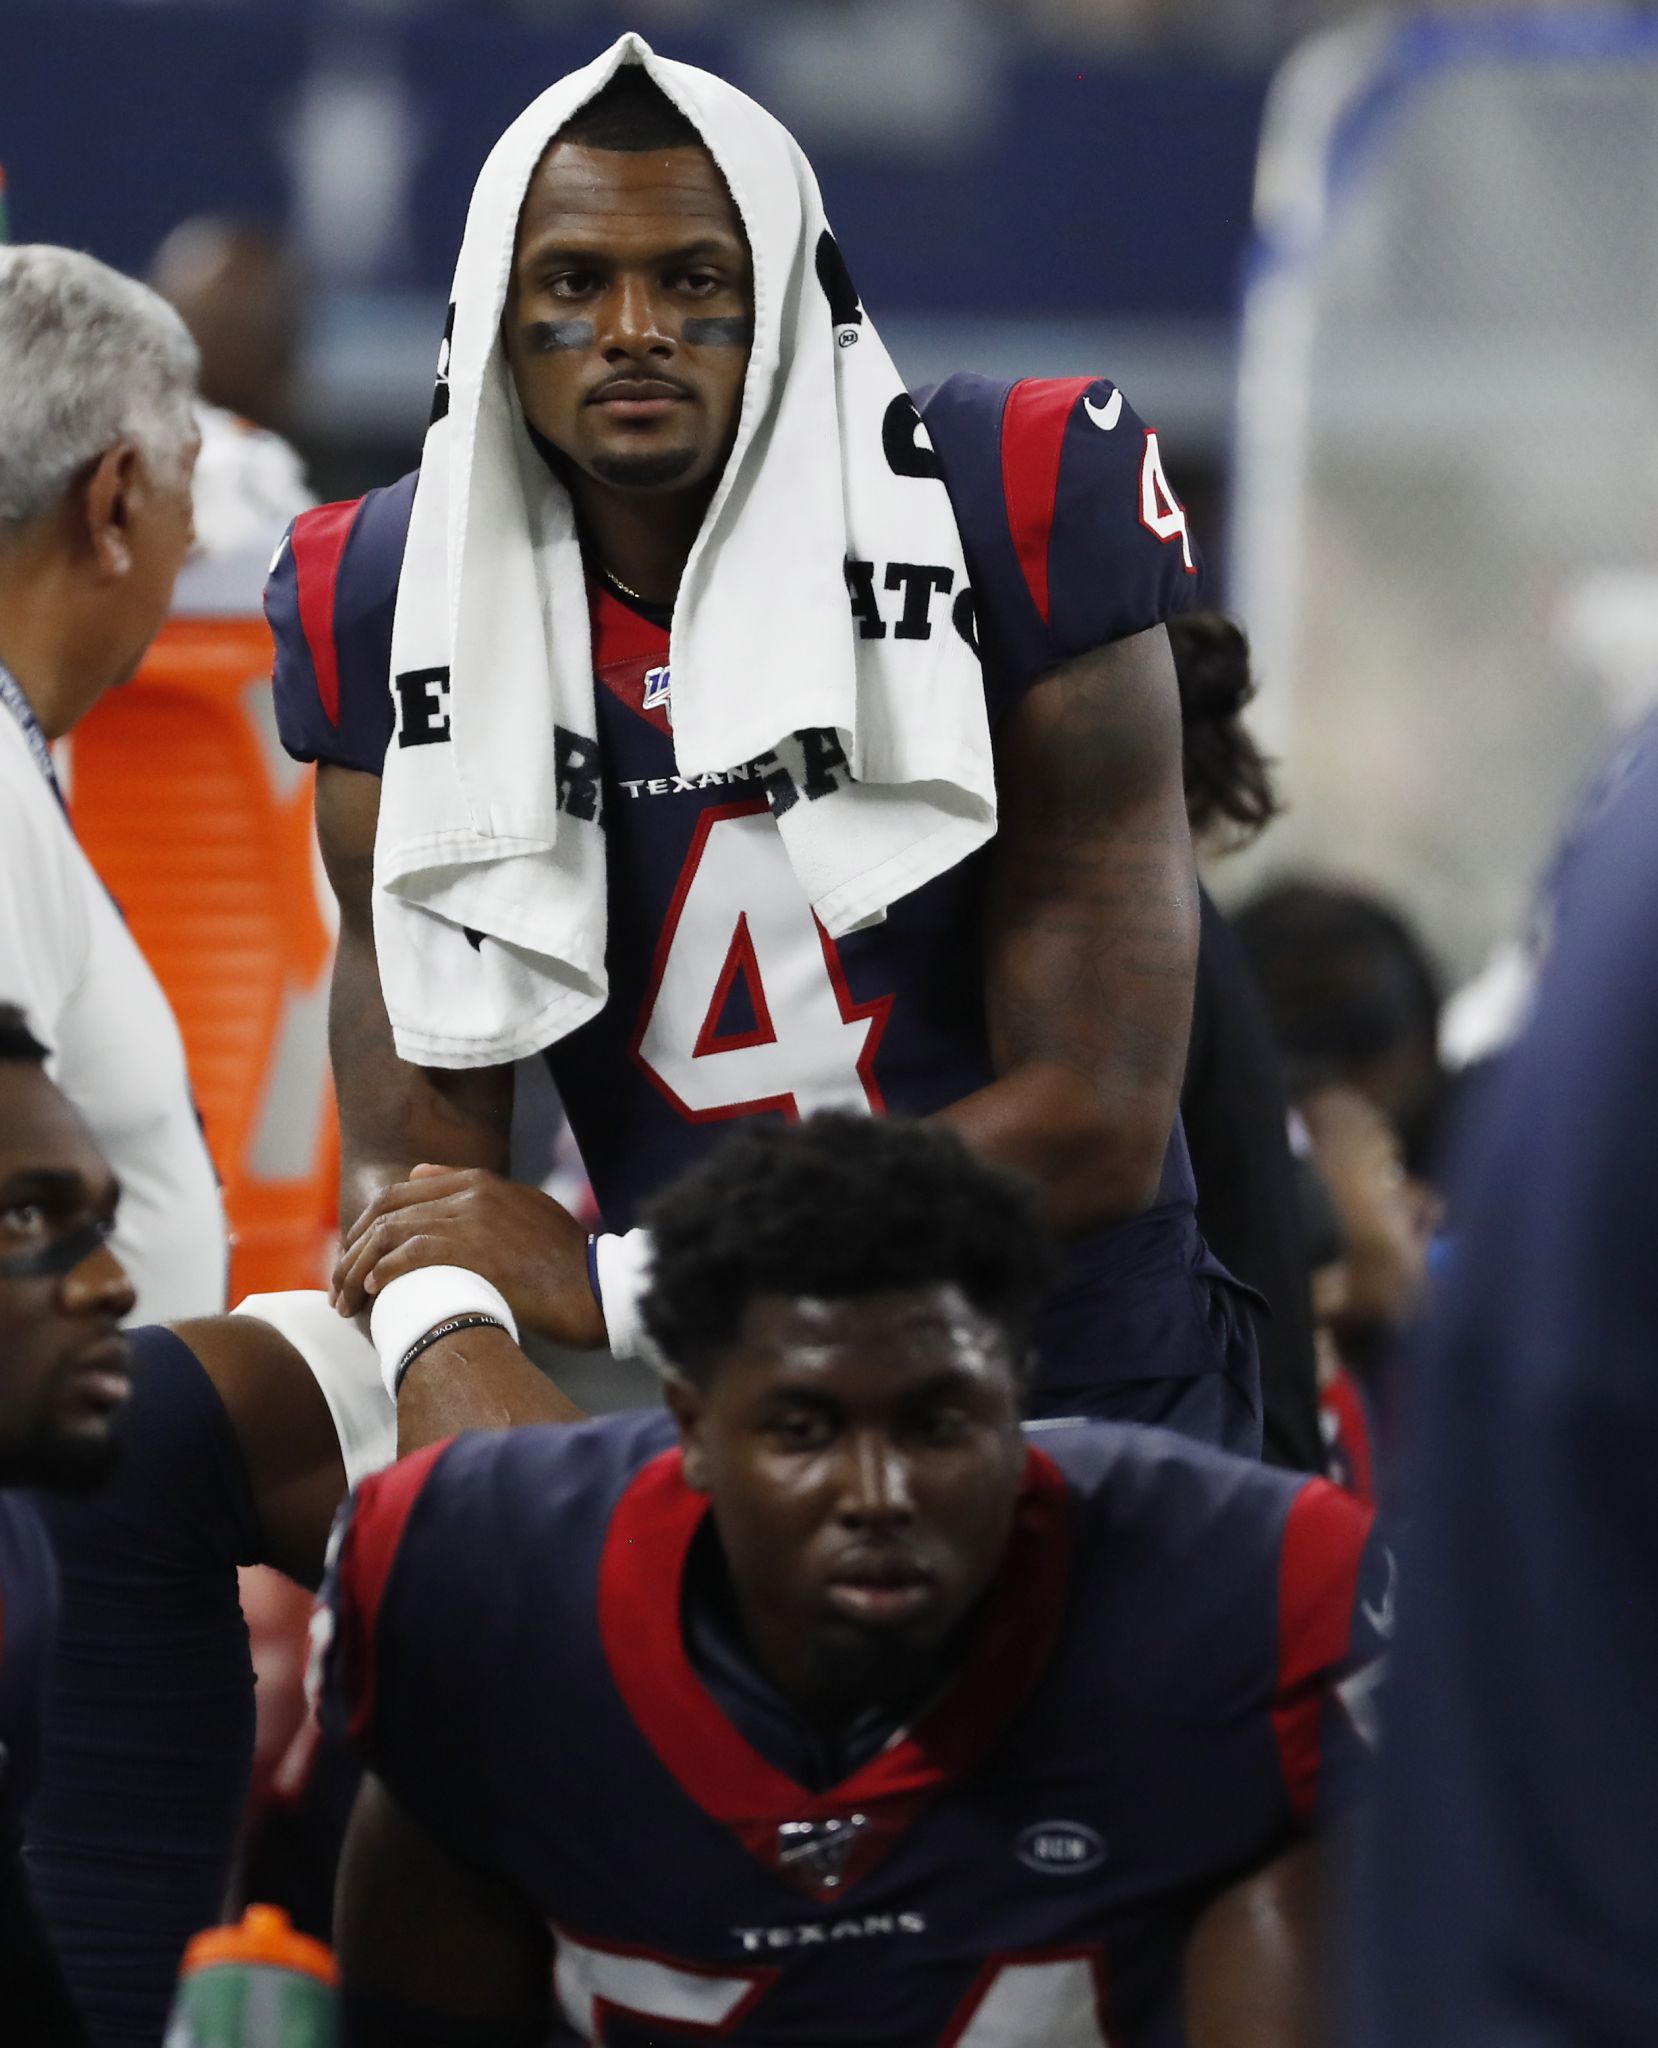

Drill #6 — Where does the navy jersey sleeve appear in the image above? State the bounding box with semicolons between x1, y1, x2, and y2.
312;1436;452;1768
264;470;417;776
311;1423;635;1869
919;371;1202;721
0;1500;57;1862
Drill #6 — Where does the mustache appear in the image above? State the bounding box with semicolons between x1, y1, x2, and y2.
585;371;697;405
826;1550;935;1587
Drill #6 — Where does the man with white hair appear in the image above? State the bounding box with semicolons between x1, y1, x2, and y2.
0;244;225;1322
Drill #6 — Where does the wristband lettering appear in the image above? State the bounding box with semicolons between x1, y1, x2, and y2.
392;1313;508;1398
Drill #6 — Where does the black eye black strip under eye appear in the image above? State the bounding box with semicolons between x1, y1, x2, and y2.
0;1220;109;1280
683;315;755;347
521;320;596;353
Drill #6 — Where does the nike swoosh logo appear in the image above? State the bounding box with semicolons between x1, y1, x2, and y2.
1361;1548;1398;1640
1083;388;1124;432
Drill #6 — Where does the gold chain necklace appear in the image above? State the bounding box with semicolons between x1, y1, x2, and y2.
605;566;655;606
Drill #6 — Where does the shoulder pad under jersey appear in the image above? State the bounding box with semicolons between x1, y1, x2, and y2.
920;372;1202;719
265;470;417;776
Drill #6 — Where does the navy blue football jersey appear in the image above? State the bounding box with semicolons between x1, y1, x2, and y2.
1357;711;1658;2046
267;376;1224;1408
0;1493;57;1861
317;1415;1381;2046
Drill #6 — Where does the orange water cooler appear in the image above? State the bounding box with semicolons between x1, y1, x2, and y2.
68;607;339;1301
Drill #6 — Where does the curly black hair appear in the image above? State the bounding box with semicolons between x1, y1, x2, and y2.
559;65;703;155
1168;611;1280;851
640;1114;1053;1383
0;1003;47;1065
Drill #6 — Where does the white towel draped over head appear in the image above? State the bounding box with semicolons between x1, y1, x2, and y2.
374;31;995;1068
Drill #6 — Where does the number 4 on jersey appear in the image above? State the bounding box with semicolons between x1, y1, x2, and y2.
1138;431;1195;574
631;802;890;1122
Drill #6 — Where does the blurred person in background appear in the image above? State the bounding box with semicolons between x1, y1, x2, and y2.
1171;612;1322;1472
150;216;303;440
149;215;321;549
0;1005;135;2045
270;43;1259;1463
1296;1079;1432;1505
1356;707;1658;2046
1233;879;1449;1182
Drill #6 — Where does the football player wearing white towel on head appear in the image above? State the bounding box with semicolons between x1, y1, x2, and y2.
270;41;1258;1467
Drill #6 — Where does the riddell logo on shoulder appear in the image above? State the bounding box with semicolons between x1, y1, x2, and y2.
1015;1821;1106;1876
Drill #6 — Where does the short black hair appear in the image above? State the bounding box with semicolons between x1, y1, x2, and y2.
641;1114;1053;1383
1233;880;1442;1069
558;66;704;154
1169;612;1280;850
0;1003;48;1065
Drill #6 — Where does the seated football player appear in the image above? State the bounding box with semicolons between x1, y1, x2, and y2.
0;1003;134;2042
23;1263;578;2044
268;38;1262;1460
320;1114;1388;2047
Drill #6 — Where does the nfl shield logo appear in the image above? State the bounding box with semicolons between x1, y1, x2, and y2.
643;665;672;722
775;1812;869;1890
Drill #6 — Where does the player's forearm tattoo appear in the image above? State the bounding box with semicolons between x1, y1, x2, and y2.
339;991;506;1147
520;320;595;353
683;315;755;347
989;652;1196;1103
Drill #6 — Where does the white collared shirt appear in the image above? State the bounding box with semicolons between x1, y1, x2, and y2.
0;705;227;1322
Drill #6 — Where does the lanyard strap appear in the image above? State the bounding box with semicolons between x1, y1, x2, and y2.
0;662;66;815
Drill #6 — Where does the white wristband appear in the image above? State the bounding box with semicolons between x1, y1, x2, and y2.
368;1265;520;1404
592;1228;657;1363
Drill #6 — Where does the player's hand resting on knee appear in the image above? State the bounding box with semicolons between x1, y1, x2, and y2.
331;1165;608;1349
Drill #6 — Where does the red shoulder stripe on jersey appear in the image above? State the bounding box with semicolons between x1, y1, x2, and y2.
337;1436;450;1749
290;498;365;728
999;377;1095;627
1271;1477;1373;1822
